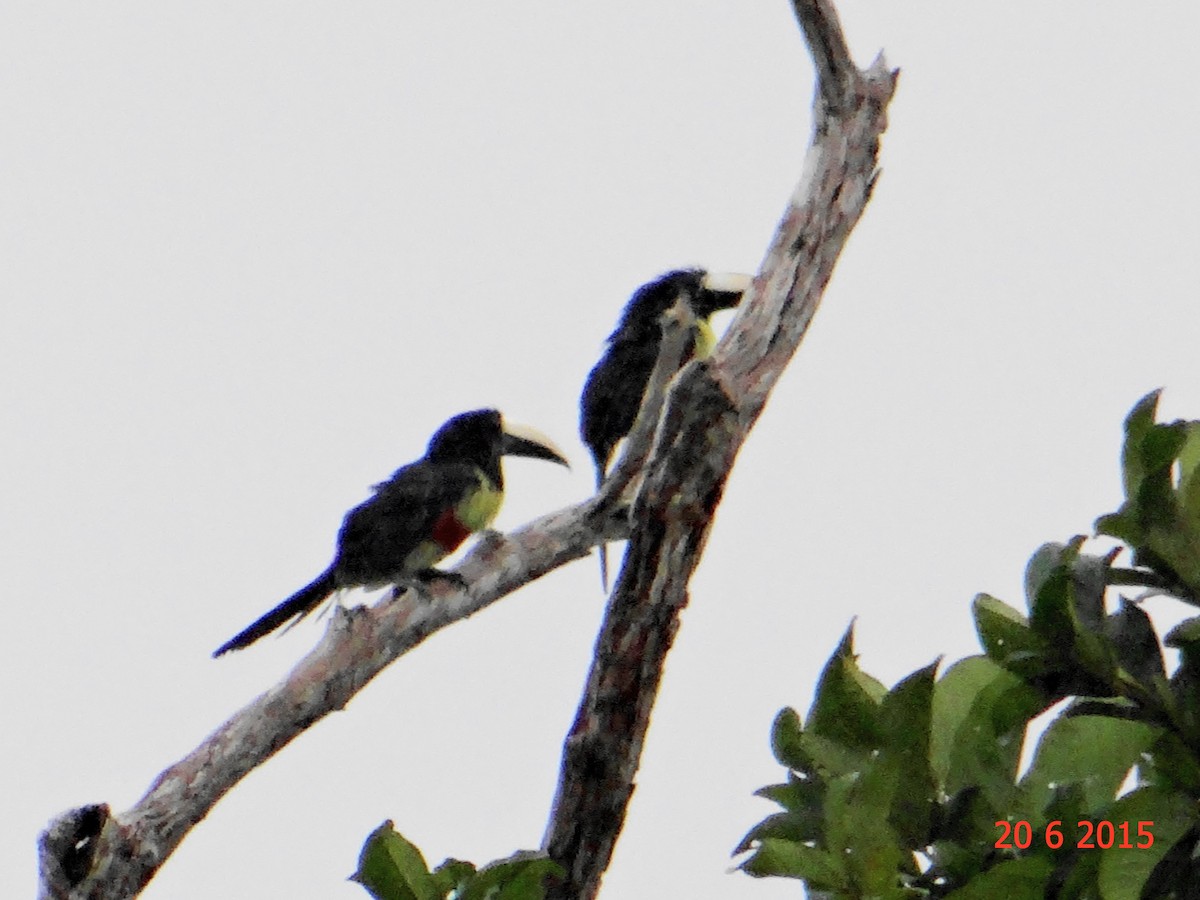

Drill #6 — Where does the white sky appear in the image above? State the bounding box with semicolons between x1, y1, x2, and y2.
4;2;1200;898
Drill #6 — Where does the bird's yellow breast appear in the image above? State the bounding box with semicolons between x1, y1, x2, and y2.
401;471;503;573
455;471;502;532
692;319;717;359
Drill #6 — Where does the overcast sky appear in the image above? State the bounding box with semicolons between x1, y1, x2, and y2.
4;2;1200;898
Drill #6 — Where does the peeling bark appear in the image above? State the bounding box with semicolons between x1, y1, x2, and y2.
36;0;896;896
541;0;897;896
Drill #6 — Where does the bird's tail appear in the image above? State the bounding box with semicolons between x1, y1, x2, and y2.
213;567;338;657
595;462;610;591
593;457;608;493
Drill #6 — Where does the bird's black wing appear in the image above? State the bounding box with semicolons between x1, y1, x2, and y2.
580;336;660;484
335;459;482;586
213;461;480;657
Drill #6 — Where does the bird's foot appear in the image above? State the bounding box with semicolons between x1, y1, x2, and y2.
476;528;506;552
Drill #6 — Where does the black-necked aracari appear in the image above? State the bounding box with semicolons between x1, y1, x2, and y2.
579;268;751;586
213;409;568;656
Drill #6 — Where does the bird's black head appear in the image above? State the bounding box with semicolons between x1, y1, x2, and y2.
612;269;751;338
426;409;504;464
426;409;568;486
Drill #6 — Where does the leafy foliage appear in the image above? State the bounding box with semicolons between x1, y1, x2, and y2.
739;392;1200;898
352;821;561;900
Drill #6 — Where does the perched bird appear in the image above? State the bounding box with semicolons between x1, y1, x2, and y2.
213;409;568;656
580;268;751;585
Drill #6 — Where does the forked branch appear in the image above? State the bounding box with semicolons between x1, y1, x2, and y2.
541;1;896;897
36;0;895;896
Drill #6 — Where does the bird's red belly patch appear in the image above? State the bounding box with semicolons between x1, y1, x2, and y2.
432;509;472;553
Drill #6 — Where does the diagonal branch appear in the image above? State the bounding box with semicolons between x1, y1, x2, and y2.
36;309;699;900
37;0;895;897
540;1;897;897
38;501;619;900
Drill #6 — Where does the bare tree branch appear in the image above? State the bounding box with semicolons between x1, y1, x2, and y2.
793;0;856;112
36;0;895;896
38;503;615;899
37;318;703;899
540;0;897;896
38;369;689;899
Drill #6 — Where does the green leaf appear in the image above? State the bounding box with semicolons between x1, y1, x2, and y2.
1101;394;1200;599
1098;392;1184;546
1140;732;1200;794
1138;824;1200;899
932;656;1046;808
457;852;561;900
807;625;886;751
1166;658;1200;753
1096;788;1198;900
800;731;873;779
1041;782;1088;844
1178;422;1200;521
1105;599;1166;684
1096;510;1141;545
1132;450;1181;533
1165;616;1200;648
1025;541;1074;617
755;774;815;812
740;838;847;888
942;855;1054;899
734;809;822;855
1024;541;1121;688
1021;716;1161;815
1051;841;1102;900
973;593;1046;674
770;707;807;770
1119;390;1163;499
929;786;997;856
430;859;475;897
1026;541;1080;640
1070;552;1108;631
352;821;438;900
1139;422;1188;484
1146;520;1200;602
741;771;826;853
877;662;939;847
823;771;909;895
925;836;987;891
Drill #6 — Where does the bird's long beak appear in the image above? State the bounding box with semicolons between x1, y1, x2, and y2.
701;271;753;295
501;422;570;468
698;271;753;314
